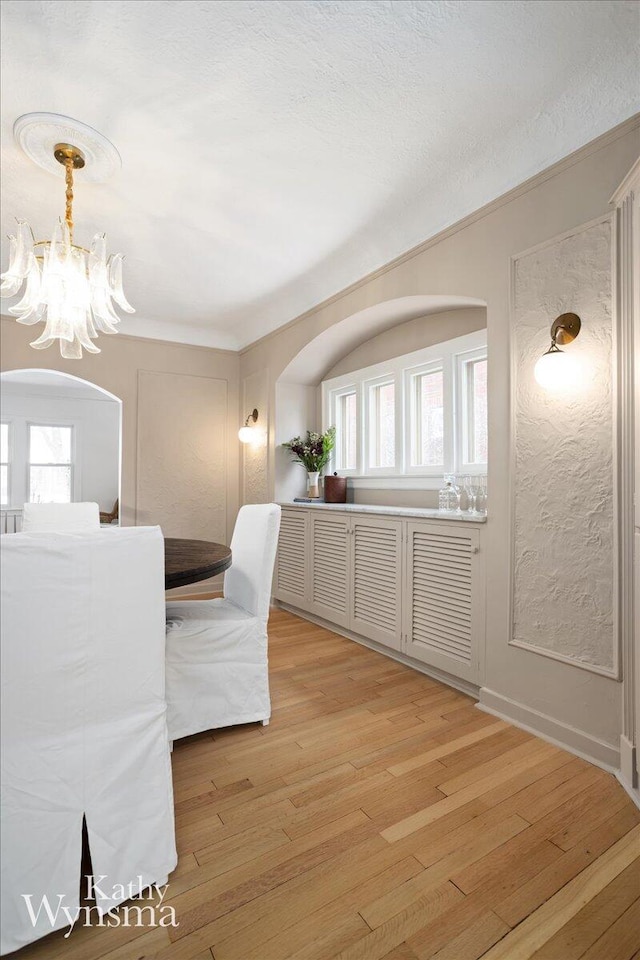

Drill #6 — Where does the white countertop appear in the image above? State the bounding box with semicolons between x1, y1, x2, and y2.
278;501;487;523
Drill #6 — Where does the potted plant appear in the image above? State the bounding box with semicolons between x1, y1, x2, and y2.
283;427;336;498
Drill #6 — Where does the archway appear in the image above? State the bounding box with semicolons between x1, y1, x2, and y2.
274;294;487;503
0;369;122;528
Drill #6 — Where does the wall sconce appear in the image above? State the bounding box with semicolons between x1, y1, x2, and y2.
534;313;582;392
238;409;259;443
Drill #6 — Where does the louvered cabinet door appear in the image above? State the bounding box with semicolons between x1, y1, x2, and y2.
404;521;482;683
308;513;350;627
351;516;402;650
275;509;310;608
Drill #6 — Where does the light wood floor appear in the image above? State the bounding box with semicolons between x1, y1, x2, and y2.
17;607;640;960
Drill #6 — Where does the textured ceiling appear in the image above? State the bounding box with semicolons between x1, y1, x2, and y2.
1;0;638;351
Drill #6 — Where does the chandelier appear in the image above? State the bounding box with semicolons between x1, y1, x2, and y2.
1;115;134;359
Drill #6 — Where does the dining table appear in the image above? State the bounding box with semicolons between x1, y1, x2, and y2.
164;537;232;590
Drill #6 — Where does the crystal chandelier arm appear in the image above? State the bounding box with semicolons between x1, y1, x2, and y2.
0;239;23;297
7;253;41;317
1;220;36;293
108;254;135;313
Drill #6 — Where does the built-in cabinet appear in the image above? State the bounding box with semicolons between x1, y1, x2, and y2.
275;506;485;686
404;520;481;684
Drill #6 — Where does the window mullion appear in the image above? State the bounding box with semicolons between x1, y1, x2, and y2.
443;356;455;475
395;372;403;474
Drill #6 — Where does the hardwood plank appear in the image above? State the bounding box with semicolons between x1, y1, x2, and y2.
215;858;423;960
529;859;640;959
579;899;640;960
387;721;507;777
428;911;509;960
360;814;528;929
493;804;640;928
479;825;640;960
379;946;420;960
381;741;557;842
406;837;575;959
333;882;463;960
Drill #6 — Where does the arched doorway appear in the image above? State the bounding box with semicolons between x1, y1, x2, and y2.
0;369;122;530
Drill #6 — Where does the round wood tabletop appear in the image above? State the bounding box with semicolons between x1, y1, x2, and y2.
164;537;232;590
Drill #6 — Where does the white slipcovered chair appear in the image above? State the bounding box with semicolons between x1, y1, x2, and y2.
165;503;281;740
0;527;176;954
21;501;100;532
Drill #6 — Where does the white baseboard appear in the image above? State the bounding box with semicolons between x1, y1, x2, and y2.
478;687;620;773
618;735;640;809
275;600;479;699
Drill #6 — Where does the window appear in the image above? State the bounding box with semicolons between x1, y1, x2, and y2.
457;349;488;471
322;330;487;487
1;423;9;505
334;389;357;470
28;424;73;503
409;367;444;468
368;380;395;469
466;357;488;464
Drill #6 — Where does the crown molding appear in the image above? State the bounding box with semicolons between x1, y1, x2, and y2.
0;315;239;359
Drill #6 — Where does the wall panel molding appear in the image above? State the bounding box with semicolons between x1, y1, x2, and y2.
136;370;227;540
509;215;618;677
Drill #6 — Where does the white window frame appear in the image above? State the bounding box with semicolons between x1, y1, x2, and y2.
365;374;398;475
27;421;80;504
456;347;489;474
403;359;450;477
322;330;487;489
1;421;11;507
330;384;359;476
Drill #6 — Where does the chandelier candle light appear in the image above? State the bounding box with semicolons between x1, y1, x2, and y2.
1;114;133;359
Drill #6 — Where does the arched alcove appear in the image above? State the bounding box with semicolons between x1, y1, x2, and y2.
275;294;487;503
278;295;486;385
1;368;122;524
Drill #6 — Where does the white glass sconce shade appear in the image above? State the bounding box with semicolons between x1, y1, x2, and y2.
534;347;580;392
239;409;259;443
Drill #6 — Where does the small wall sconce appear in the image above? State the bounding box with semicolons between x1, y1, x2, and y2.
534;313;582;392
238;409;259;443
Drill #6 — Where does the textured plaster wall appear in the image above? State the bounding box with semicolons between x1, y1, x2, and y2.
136;371;227;541
512;219;614;673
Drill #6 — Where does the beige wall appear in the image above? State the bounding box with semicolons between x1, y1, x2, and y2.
239;117;640;761
0;325;240;546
